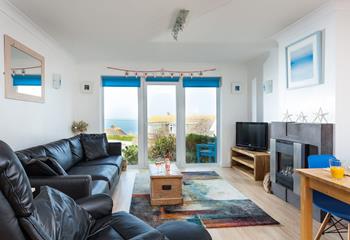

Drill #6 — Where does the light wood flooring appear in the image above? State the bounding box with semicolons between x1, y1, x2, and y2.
112;166;342;240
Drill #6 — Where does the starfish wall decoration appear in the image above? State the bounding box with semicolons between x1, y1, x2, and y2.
313;108;329;123
296;112;308;123
282;110;293;122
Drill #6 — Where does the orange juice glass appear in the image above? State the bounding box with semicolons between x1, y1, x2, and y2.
329;159;344;179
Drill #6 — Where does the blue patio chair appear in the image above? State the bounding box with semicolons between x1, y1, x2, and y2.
308;155;350;240
196;141;216;163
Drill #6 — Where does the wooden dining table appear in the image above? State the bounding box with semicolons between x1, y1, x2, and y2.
296;168;350;240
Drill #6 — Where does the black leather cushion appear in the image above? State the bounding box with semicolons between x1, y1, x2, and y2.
16;146;47;164
0;141;34;217
77;155;123;171
91;180;110;196
157;221;212;240
76;194;113;220
81;134;109;161
44;140;74;170
88;212;163;240
24;157;67;176
67;135;85;164
32;186;93;240
68;165;118;188
0;191;27;240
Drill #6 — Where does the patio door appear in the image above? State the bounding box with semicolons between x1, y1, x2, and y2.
185;87;218;164
146;84;177;164
102;75;220;168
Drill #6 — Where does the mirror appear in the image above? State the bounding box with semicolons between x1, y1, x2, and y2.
4;35;45;103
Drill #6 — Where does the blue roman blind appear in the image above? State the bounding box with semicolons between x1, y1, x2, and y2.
101;76;141;87
12;74;42;86
145;76;180;82
183;77;221;88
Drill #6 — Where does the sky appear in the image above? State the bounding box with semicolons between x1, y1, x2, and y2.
104;86;216;120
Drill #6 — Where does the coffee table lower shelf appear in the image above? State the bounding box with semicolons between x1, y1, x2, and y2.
151;197;183;206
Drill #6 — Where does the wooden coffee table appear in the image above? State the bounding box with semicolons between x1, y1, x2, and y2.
149;163;183;206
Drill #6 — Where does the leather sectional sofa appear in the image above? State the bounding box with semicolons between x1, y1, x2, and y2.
15;134;122;199
0;140;213;240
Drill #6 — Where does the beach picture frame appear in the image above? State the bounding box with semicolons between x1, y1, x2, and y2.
286;31;322;89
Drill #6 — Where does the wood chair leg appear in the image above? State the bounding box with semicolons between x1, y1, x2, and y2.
314;213;331;240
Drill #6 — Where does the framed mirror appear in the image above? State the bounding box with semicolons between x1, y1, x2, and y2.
4;35;45;103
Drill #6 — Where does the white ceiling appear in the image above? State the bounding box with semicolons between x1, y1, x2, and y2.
8;0;328;63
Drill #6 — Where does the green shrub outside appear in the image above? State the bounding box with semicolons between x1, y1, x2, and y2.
149;134;176;161
122;144;138;165
107;134;134;142
119;133;215;164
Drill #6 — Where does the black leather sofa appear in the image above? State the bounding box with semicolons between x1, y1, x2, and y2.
15;134;122;199
0;140;212;240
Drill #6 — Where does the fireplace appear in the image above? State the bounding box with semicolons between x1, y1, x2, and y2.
271;139;314;193
270;122;334;221
276;151;294;190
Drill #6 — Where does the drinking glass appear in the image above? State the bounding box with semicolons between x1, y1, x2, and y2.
329;159;345;179
155;158;162;173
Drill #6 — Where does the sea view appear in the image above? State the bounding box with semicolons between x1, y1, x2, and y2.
104;119;138;134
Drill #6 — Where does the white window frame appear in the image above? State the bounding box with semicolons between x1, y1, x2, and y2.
102;78;221;169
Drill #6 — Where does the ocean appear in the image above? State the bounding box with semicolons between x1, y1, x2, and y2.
104;119;138;134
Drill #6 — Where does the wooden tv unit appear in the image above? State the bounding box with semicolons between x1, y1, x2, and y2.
231;146;270;181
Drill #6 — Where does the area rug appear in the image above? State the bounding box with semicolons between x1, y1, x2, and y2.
130;171;279;228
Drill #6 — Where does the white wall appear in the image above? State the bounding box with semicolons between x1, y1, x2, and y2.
73;61;249;167
334;0;350;163
262;48;279;122
246;54;269;122
0;1;76;150
261;3;336;123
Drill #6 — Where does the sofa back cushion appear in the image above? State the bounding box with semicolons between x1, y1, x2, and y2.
81;134;109;161
44;140;74;170
0;191;27;240
67;135;84;164
0;141;34;217
16;146;47;165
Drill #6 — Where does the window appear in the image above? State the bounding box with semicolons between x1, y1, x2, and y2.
147;85;177;163
103;87;138;165
185;88;217;163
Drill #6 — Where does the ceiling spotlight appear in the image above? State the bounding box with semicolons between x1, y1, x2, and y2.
172;9;190;41
21;69;26;75
199;71;203;76
125;71;129;76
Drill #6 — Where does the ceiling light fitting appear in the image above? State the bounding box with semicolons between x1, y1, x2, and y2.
172;9;190;41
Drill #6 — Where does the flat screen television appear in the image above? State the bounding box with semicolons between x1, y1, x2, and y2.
236;122;268;151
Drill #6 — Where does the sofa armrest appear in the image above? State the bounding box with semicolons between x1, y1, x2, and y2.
30;175;92;200
107;142;122;156
76;194;113;219
129;229;166;240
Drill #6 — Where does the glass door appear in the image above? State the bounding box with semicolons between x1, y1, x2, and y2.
147;85;177;164
185;88;217;164
103;87;139;166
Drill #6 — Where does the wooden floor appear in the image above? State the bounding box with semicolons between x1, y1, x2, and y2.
112;166;342;240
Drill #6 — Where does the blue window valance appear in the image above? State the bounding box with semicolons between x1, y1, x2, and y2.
183;77;221;88
145;76;180;82
12;74;42;86
101;76;141;87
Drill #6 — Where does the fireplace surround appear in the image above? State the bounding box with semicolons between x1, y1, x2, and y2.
270;122;334;221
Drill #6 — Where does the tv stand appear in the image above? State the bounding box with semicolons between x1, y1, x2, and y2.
231;146;270;181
